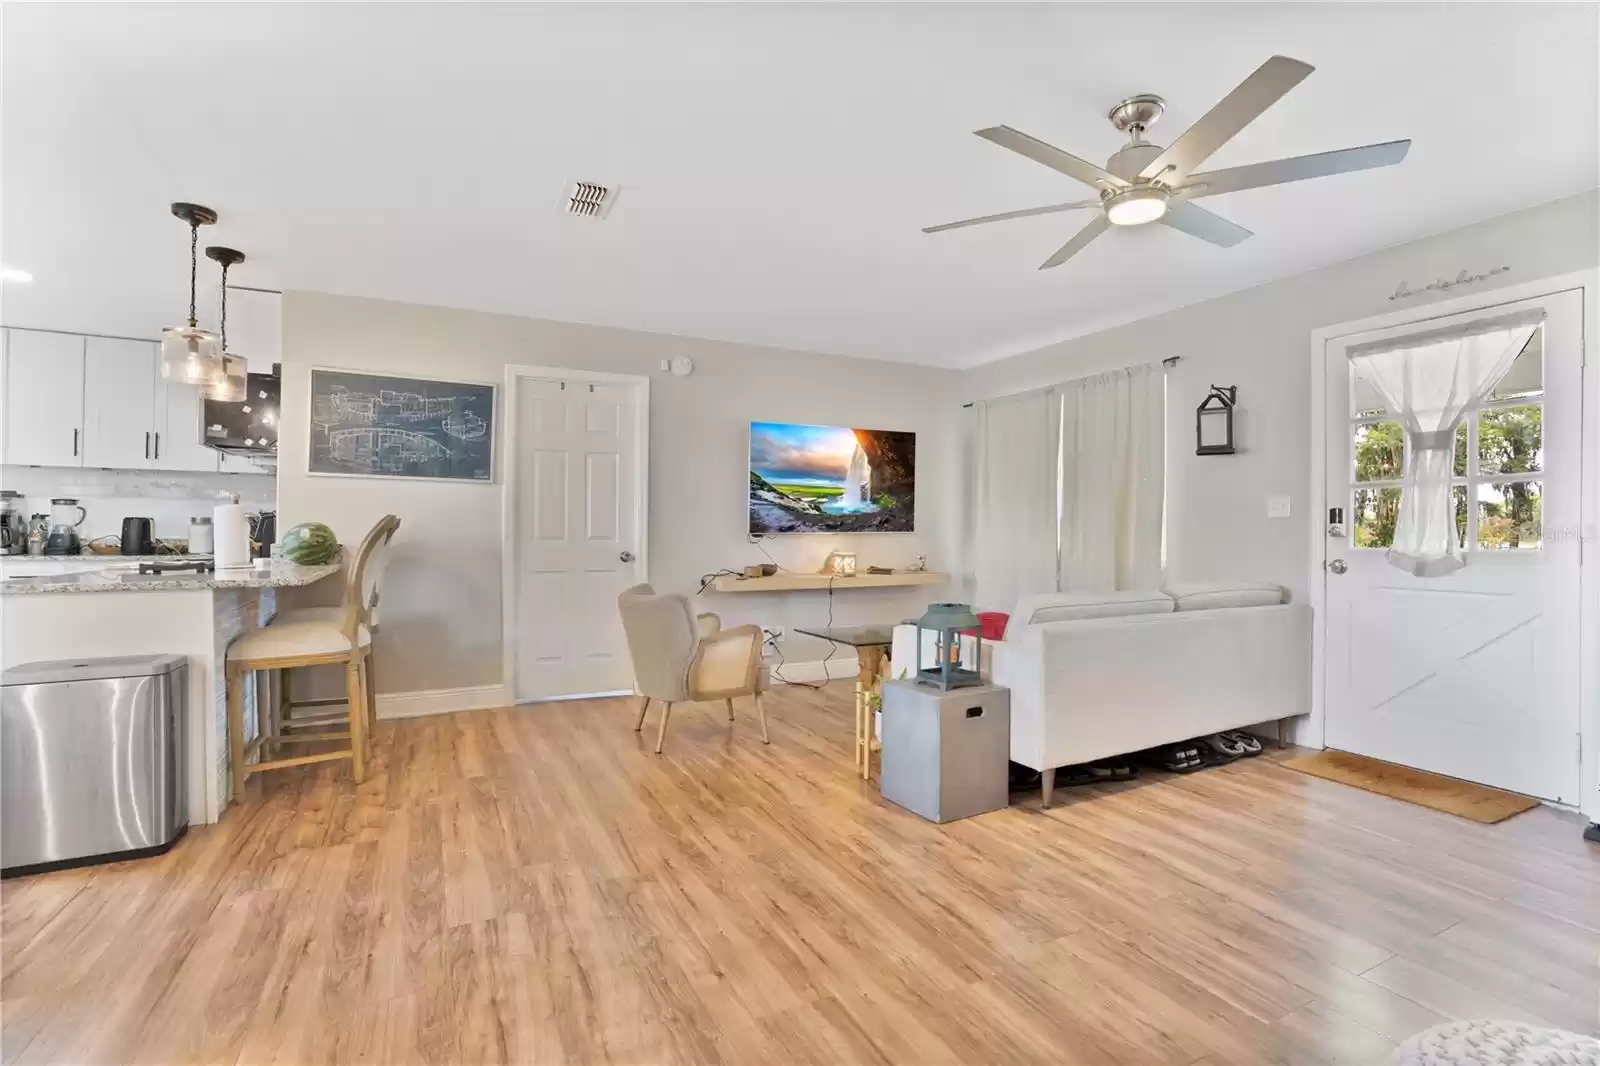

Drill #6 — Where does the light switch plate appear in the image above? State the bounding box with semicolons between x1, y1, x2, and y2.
1267;495;1292;519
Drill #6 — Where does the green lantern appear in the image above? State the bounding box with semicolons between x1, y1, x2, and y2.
913;602;983;690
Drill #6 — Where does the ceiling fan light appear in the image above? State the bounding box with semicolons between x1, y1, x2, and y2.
1105;187;1169;226
160;325;221;385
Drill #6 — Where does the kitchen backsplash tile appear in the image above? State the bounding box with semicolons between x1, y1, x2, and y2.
1;465;274;544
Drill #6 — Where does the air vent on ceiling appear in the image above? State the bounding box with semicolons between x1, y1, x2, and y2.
563;181;618;220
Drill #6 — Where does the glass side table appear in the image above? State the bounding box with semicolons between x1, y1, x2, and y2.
794;624;898;780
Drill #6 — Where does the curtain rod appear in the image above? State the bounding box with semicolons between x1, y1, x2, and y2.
961;355;1181;407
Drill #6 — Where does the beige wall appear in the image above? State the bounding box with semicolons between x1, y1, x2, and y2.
966;190;1600;602
280;191;1599;700
278;293;963;694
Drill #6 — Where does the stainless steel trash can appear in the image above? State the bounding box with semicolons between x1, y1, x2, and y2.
2;654;188;877
880;680;1010;823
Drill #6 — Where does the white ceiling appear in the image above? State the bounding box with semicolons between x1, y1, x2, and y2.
3;3;1596;368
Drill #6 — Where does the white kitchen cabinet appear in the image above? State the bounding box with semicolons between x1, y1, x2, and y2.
82;337;158;469
224;287;282;369
2;328;86;467
153;376;220;472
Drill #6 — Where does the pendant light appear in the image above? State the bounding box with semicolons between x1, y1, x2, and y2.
159;202;221;384
203;246;247;402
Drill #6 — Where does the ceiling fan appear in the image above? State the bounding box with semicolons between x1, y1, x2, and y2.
924;56;1411;270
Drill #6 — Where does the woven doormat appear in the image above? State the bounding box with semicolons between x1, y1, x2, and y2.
1283;750;1539;824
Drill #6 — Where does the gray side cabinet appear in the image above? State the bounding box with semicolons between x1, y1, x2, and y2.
880;680;1010;823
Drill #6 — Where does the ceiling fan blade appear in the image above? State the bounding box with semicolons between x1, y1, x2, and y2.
1158;200;1252;248
1176;140;1412;199
976;126;1128;191
1039;215;1110;270
1139;56;1314;182
922;199;1101;234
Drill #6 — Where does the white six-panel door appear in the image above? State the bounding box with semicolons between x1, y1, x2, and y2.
1322;288;1584;803
511;375;643;701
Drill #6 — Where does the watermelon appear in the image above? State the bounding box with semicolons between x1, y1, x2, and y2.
278;522;338;565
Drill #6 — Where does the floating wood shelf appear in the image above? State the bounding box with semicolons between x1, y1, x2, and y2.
708;571;948;593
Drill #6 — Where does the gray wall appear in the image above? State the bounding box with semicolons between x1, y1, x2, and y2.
278;292;963;693
965;190;1600;602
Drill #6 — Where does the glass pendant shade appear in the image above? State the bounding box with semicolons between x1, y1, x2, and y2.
203;352;247;402
160;325;220;384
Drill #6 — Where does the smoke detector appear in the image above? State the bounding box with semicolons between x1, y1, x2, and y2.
562;181;619;220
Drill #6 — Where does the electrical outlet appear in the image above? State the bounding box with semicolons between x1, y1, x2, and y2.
761;627;784;646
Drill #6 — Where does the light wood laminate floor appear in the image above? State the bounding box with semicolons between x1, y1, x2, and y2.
4;682;1597;1065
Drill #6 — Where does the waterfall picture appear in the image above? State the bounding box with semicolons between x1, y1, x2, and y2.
749;422;916;534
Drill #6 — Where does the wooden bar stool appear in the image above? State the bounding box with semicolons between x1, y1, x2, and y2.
272;515;400;754
224;516;394;801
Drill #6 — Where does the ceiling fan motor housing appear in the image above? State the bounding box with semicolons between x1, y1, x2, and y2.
1106;141;1165;183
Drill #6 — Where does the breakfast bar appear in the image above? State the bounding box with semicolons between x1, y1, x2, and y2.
0;556;341;824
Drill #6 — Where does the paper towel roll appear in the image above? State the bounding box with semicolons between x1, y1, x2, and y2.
213;497;252;570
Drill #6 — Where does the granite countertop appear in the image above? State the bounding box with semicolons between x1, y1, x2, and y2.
0;557;342;595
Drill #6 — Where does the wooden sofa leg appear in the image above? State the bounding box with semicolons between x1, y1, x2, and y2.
1041;767;1055;811
634;696;650;732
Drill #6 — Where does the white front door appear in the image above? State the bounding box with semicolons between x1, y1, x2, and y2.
511;375;643;701
1322;288;1584;803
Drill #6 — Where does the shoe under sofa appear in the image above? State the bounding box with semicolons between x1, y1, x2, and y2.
889;582;1312;808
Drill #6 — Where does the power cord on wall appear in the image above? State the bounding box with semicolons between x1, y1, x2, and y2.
702;535;843;690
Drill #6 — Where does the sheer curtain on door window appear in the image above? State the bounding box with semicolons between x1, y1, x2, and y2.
974;387;1060;612
1348;310;1542;577
1058;362;1165;591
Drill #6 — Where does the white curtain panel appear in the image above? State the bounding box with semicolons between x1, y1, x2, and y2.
974;388;1060;612
1058;363;1165;592
1349;310;1542;577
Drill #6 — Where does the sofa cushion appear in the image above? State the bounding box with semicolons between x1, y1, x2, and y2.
1006;590;1174;638
1165;581;1285;611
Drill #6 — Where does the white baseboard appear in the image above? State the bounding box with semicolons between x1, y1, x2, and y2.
376;684;511;720
764;656;859;685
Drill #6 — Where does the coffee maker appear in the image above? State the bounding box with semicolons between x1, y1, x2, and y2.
43;498;87;556
0;491;27;556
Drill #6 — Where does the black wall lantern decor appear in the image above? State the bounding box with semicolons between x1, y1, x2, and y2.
1196;385;1237;455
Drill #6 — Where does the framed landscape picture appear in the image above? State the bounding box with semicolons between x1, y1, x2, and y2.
308;368;496;482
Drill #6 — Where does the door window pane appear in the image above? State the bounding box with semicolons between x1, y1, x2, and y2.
1353;422;1404;482
1477;481;1542;550
1454;422;1467;477
1489;328;1542;401
1478;405;1542;475
1453;485;1468;549
1354;487;1401;548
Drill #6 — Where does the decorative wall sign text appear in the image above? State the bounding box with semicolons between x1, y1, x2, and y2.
1388;266;1511;301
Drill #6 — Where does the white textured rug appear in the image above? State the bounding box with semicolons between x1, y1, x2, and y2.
1396;1021;1600;1065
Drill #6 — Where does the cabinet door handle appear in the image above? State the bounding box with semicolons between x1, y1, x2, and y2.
73;429;78;457
145;431;151;459
154;432;160;460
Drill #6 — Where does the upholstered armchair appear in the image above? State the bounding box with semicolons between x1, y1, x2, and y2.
617;583;770;753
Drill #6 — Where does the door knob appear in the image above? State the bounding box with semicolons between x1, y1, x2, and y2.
619;551;634;563
1327;558;1348;575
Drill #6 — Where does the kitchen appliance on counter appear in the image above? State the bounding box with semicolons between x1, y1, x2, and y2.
1;654;189;877
0;492;26;556
43;499;87;556
188;516;214;555
250;511;276;558
120;517;155;556
204;369;280;458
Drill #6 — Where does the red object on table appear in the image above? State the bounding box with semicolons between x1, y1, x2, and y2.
977;612;1009;641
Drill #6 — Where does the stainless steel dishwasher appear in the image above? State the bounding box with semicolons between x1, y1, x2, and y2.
2;654;188;877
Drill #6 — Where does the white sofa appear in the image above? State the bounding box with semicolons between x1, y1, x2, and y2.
889;583;1311;807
